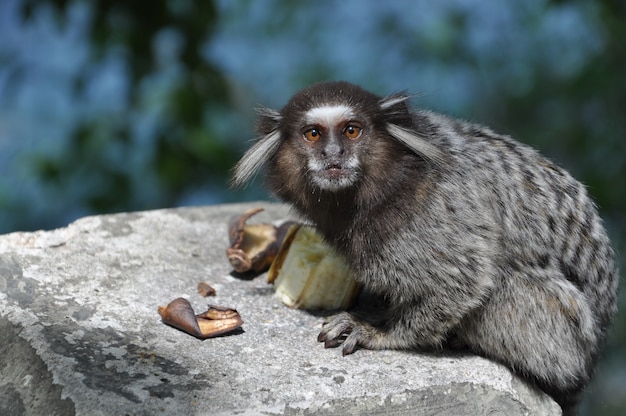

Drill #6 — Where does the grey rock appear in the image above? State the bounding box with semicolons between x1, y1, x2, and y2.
0;202;561;416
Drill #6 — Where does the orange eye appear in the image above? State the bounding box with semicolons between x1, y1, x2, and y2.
303;128;321;142
343;125;362;140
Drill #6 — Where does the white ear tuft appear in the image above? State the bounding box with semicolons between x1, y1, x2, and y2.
231;130;282;188
255;107;282;122
379;93;411;110
386;123;446;167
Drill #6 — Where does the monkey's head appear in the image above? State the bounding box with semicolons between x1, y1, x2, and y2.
231;81;444;208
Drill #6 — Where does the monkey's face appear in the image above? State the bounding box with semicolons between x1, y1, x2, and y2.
267;82;386;195
289;104;367;191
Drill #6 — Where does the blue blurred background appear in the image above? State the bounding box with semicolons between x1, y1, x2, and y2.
0;0;624;413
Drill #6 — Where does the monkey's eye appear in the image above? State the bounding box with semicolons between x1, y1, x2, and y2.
343;125;362;140
303;128;321;142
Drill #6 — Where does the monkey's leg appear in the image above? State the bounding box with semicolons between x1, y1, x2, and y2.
457;270;596;413
318;297;465;356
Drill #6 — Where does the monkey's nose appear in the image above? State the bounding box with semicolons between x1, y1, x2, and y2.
321;141;345;158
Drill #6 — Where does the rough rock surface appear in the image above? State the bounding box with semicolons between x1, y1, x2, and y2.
0;202;562;416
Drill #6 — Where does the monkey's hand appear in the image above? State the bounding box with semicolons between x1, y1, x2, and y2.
318;312;381;356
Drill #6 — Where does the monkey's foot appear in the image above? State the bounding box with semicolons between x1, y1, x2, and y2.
318;312;379;356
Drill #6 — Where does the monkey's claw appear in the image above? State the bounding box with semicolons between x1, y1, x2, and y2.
317;312;365;355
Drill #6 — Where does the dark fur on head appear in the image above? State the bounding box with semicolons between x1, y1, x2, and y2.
231;81;619;415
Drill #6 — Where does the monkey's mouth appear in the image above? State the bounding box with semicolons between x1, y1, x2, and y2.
311;162;359;191
324;163;348;177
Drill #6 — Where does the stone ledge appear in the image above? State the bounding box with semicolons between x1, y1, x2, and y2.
0;202;561;415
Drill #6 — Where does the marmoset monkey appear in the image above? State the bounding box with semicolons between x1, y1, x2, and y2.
231;81;619;414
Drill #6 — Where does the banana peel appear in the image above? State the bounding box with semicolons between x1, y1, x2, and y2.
226;207;294;274
158;298;243;339
267;224;361;310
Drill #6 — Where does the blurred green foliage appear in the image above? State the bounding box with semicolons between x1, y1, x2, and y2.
18;0;239;218
2;0;625;414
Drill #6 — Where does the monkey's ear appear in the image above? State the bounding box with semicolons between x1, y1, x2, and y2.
255;108;282;135
379;92;412;112
230;108;283;188
385;124;446;167
379;93;447;167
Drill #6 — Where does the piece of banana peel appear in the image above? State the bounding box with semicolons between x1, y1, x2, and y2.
158;298;243;339
197;281;216;297
227;208;361;310
268;224;361;310
226;207;295;275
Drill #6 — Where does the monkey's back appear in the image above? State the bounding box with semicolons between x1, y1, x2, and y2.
431;113;619;406
447;116;617;325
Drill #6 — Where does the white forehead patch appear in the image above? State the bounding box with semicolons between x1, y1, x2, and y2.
305;105;354;126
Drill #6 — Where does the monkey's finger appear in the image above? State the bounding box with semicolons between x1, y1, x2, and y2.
321;313;342;327
341;346;356;356
318;328;343;341
323;338;343;349
341;336;360;356
320;325;351;342
321;311;353;327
